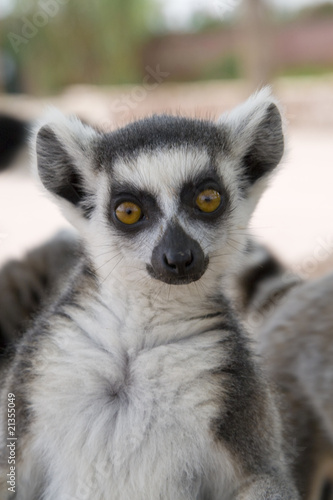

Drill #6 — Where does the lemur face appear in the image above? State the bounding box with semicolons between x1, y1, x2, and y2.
105;143;231;286
34;89;284;289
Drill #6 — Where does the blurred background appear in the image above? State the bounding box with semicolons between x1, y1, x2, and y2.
0;0;332;276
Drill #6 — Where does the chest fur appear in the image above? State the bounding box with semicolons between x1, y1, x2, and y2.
27;317;236;499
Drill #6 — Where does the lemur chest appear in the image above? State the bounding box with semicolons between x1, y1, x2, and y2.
38;327;224;456
102;339;221;436
32;323;236;498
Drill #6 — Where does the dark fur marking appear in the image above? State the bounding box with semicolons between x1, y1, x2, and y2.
108;183;162;237
240;254;283;308
210;316;276;474
2;260;96;442
37;126;95;219
180;172;232;226
0;234;83;351
258;281;300;318
187;312;224;322
319;480;333;500
242;104;284;186
54;311;72;322
0;326;9;355
95;115;230;173
201;293;270;473
8;323;50;442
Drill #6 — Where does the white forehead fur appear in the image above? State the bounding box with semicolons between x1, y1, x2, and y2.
111;148;210;216
87;145;249;292
110;143;245;213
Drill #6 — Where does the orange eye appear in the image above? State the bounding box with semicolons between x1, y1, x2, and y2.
115;202;142;225
196;189;221;213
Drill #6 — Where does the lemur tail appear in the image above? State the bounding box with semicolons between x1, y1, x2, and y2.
0;232;80;359
0;114;29;170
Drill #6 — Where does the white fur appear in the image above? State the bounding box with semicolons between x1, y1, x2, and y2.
26;305;239;500
0;91;295;500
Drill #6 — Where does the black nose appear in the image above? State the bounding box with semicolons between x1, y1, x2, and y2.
147;223;208;285
163;250;193;274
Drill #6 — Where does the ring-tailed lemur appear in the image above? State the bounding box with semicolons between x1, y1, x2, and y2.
0;212;332;498
257;269;333;500
235;240;301;328
235;241;333;500
0;89;300;499
2;237;333;499
0;231;80;359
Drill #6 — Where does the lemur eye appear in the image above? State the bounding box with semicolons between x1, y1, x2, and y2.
196;189;221;213
115;202;142;225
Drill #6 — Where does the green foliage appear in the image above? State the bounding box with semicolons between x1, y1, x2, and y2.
297;2;333;20
277;1;333;23
201;54;241;80
2;0;157;94
280;65;333;78
185;11;235;33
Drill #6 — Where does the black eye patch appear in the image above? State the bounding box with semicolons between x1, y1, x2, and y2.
108;184;161;234
180;174;229;222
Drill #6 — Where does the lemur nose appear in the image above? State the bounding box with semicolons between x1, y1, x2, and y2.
149;223;207;284
163;250;193;274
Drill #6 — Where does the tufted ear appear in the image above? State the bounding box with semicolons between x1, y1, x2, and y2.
33;110;101;219
218;87;284;186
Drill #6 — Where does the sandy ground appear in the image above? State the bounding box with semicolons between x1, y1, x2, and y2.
0;78;333;276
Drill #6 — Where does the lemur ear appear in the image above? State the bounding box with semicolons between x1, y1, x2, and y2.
33;110;100;219
218;87;284;185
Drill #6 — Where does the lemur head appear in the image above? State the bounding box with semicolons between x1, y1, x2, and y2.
33;89;284;293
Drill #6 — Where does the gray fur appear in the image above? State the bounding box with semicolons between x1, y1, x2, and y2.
234;239;301;331
235;239;333;500
0;90;299;499
258;272;333;499
0;231;80;358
